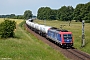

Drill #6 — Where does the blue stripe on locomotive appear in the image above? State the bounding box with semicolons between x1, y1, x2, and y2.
47;30;62;42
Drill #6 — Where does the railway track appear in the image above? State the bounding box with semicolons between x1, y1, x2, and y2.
25;24;90;60
66;49;90;60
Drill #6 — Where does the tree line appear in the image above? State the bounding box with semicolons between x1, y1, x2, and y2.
37;2;90;22
0;14;24;19
0;10;35;20
0;2;90;22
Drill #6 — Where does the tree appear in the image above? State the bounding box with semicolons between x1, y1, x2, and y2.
37;7;45;20
16;15;24;19
10;14;15;18
73;2;90;22
73;4;84;22
0;20;16;38
24;10;32;20
37;7;51;20
82;2;90;20
50;9;58;20
57;6;74;21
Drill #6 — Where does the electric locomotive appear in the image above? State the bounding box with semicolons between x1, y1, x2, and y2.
47;27;73;47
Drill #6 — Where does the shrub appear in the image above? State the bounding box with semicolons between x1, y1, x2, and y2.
0;20;16;38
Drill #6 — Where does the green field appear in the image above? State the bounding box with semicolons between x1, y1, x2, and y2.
0;18;24;24
0;19;68;60
34;20;90;54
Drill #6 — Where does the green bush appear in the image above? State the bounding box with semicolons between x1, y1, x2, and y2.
0;20;16;38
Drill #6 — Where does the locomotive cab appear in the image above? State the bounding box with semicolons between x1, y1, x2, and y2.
60;32;73;47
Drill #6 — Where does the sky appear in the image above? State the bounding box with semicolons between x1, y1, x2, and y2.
0;0;90;16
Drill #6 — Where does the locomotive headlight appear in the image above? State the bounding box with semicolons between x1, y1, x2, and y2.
67;40;69;41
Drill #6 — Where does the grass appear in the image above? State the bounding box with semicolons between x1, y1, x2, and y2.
0;18;68;60
34;20;90;54
0;18;24;24
0;18;5;23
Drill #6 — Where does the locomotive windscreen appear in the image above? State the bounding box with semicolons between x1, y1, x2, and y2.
63;34;72;39
63;34;72;42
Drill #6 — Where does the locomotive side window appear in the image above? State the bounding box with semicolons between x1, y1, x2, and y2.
48;30;51;37
49;31;53;38
48;30;50;36
52;32;55;38
55;33;57;39
57;34;61;41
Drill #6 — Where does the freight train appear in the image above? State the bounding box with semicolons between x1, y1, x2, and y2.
26;19;73;47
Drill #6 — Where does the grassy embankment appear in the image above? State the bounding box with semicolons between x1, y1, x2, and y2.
34;20;90;54
0;18;68;60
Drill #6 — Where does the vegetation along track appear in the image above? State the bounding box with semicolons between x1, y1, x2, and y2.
25;24;90;60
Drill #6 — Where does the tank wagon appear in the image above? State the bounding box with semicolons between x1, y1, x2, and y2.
26;19;73;47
